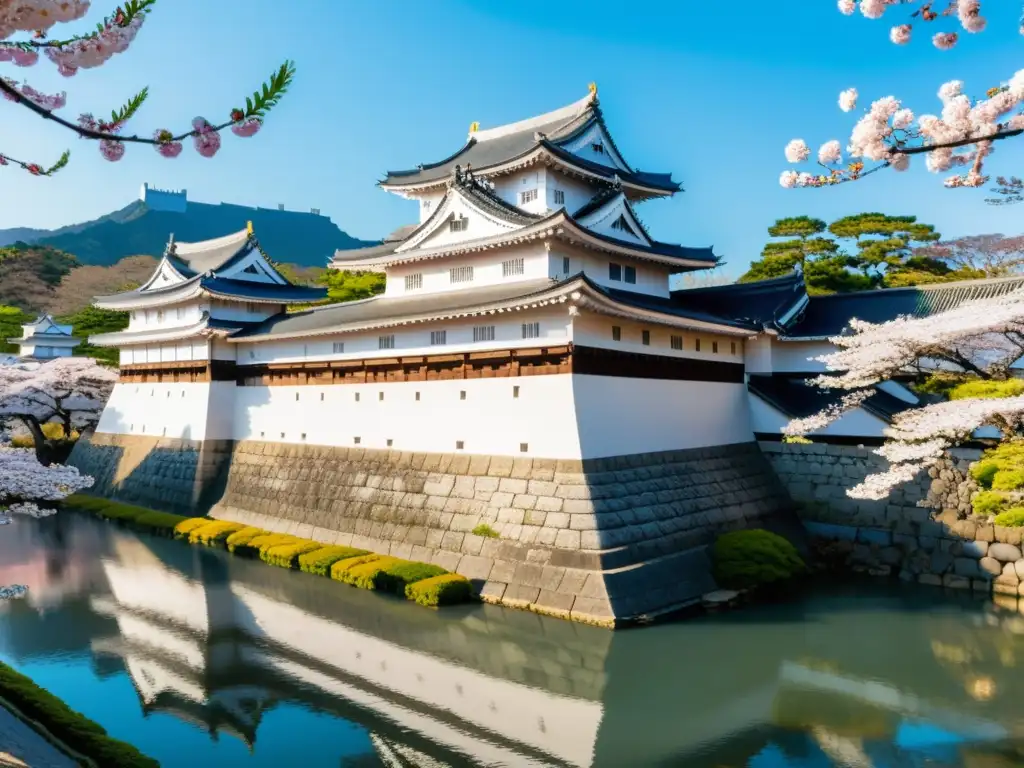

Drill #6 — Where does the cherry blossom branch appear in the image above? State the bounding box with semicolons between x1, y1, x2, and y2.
0;0;154;52
0;149;69;176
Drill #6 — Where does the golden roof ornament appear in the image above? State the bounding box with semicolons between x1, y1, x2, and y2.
246;220;254;235
588;82;598;97
468;121;479;134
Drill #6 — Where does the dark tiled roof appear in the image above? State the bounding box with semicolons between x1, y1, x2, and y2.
232;278;560;340
166;229;254;274
670;272;807;329
540;140;680;192
747;375;913;424
598;283;759;331
201;277;326;302
578;224;717;264
787;274;1024;338
383;224;418;243
460;178;545;225
572;186;620;219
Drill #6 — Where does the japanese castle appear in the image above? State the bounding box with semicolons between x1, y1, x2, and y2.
8;314;79;361
78;86;1004;624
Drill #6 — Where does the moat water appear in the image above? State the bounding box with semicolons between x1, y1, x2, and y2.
2;514;1024;767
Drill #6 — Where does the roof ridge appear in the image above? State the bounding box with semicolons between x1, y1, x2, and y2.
172;228;250;253
470;91;596;143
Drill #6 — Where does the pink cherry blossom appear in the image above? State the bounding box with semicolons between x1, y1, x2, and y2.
784;139;810;163
99;138;124;161
838;0;856;14
230;118;262;138
191;117;222;158
933;32;958;50
859;0;888;20
890;24;911;45
818;139;842;164
152;129;184;158
779;170;799;188
839;88;858;113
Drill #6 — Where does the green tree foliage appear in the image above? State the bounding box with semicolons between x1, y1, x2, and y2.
318;270;385;303
740;213;953;294
56;304;129;365
711;529;807;590
0;304;32;354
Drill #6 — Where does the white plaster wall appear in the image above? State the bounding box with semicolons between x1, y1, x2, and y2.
418;191;445;223
573;376;754;458
384;243;547;297
18;343;75;358
128;302;204;333
572;312;744;363
233;375;583;458
744;335;773;374
491;169;549;216
558;122;629;172
217;251;281;284
237;307;571;365
549;244;672;298
411;194;521;252
544;171;597;215
210;301;283;323
772;340;835;373
748;394;888;438
119;340;208;365
96;382;214;440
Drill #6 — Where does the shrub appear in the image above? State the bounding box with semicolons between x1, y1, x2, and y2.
0;660;158;767
994;507;1024;527
174;517;210;538
406;574;474;607
225;526;268;553
262;540;323;569
243;533;303;558
64;495;188;534
950;379;1024;401
376;560;448;595
330;554;383;582
471;523;500;539
337;556;403;590
297;545;368;576
992;469;1024;491
969;441;1024;492
971;490;1008;517
132;510;191;534
189;520;246;546
711;529;807;590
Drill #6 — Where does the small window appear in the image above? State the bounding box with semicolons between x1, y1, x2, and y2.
295;392;300;401
460;390;466;400
456;440;465;450
611;325;621;341
520;189;538;204
642;330;650;346
430;330;447;346
379;391;384;401
176;307;184;320
450;265;474;284
243;264;260;275
280;432;285;439
320;392;324;401
520;443;529;453
449;216;468;233
166;391;170;398
624;266;636;284
522;322;540;340
379;334;395;350
354;436;361;445
249;349;256;360
181;391;185;397
404;273;423;291
502;258;525;277
355;392;361;402
415;391;421;401
156;310;165;322
592;142;604;154
513;385;520;398
695;338;701;352
609;263;622;281
731;341;737;354
553;189;565;205
302;344;308;357
386;438;393;447
423;200;432;212
162;427;167;436
259;431;264;438
131;312;137;321
712;341;719;353
333;341;344;353
473;325;495;342
562;256;570;274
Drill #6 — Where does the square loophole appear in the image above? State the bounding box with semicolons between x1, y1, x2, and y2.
386;439;393;447
519;442;528;453
455;440;465;450
354;436;361;445
460;390;466;400
513;385;520;398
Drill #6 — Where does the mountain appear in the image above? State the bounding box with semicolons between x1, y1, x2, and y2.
0;197;374;267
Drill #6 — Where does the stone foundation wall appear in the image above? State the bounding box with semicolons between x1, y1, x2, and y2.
761;441;1024;597
69;434;795;626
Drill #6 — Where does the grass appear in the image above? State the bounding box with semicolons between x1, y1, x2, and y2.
0;659;158;767
471;523;500;539
66;495;474;609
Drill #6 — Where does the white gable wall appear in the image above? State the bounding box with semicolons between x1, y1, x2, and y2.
402;193;521;252
557;122;630;171
545;171;599;215
127;302;206;333
549;244;672;298
217;250;285;285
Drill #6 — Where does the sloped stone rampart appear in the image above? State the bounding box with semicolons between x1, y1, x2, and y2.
69;434;794;625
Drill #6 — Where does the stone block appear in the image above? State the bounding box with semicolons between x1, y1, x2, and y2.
943;574;971;590
456;555;493;581
554;529;581;550
489;559;517;584
569;514;598;531
498;477;529;495
918;574;943;587
857;528;892;546
504;584;540;606
512;494;538;510
979;556;1002;578
536;496;564;513
977;525;996;543
954;557;981;578
533;590;575;618
989;543;1023;562
961;540;989;558
497;508;525;525
479;581;507;601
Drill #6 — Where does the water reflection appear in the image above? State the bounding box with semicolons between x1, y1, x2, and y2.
2;515;1024;767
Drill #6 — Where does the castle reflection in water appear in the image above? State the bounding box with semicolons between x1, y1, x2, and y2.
2;514;1024;767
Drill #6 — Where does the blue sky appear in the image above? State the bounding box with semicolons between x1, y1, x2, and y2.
1;0;1022;276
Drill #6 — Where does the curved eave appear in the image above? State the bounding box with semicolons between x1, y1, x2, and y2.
382;138;478;183
9;335;79;345
94;279;205;311
379;144;679;199
329;213;714;272
89;318;215;347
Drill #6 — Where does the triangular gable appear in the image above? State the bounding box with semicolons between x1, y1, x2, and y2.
552;119;630;172
23;315;69;336
574;192;652;247
216;246;288;285
139;256;191;292
396;187;526;253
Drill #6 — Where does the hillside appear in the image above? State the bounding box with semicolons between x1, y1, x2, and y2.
0;243;78;312
0;198;374;268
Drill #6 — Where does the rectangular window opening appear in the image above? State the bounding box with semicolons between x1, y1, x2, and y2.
430;330;447;346
611;325;621;341
379;391;384;401
301;433;307;441
731;341;737;354
473;325;495;343
355;392;361;402
670;335;683;351
642;330;650;346
695;339;701;352
513;385;520;398
320;392;325;401
521;321;540;340
295;392;300;401
354;436;361;445
280;432;285;439
712;341;719;353
386;438;393;447
624;266;637;284
609;263;622;281
415;391;420;401
520;189;538;204
333;341;344;354
404;273;423;291
449;217;468;233
379;334;395;350
460;390;466;400
562;256;570;274
520;442;529;453
450;265;474;284
456;440;465;450
502;258;525;277
553;189;565;205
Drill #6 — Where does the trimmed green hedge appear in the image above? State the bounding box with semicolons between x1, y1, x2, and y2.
0;660;158;767
297;545;368;576
407;574;474;607
711;529;807;590
67;496;474;608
